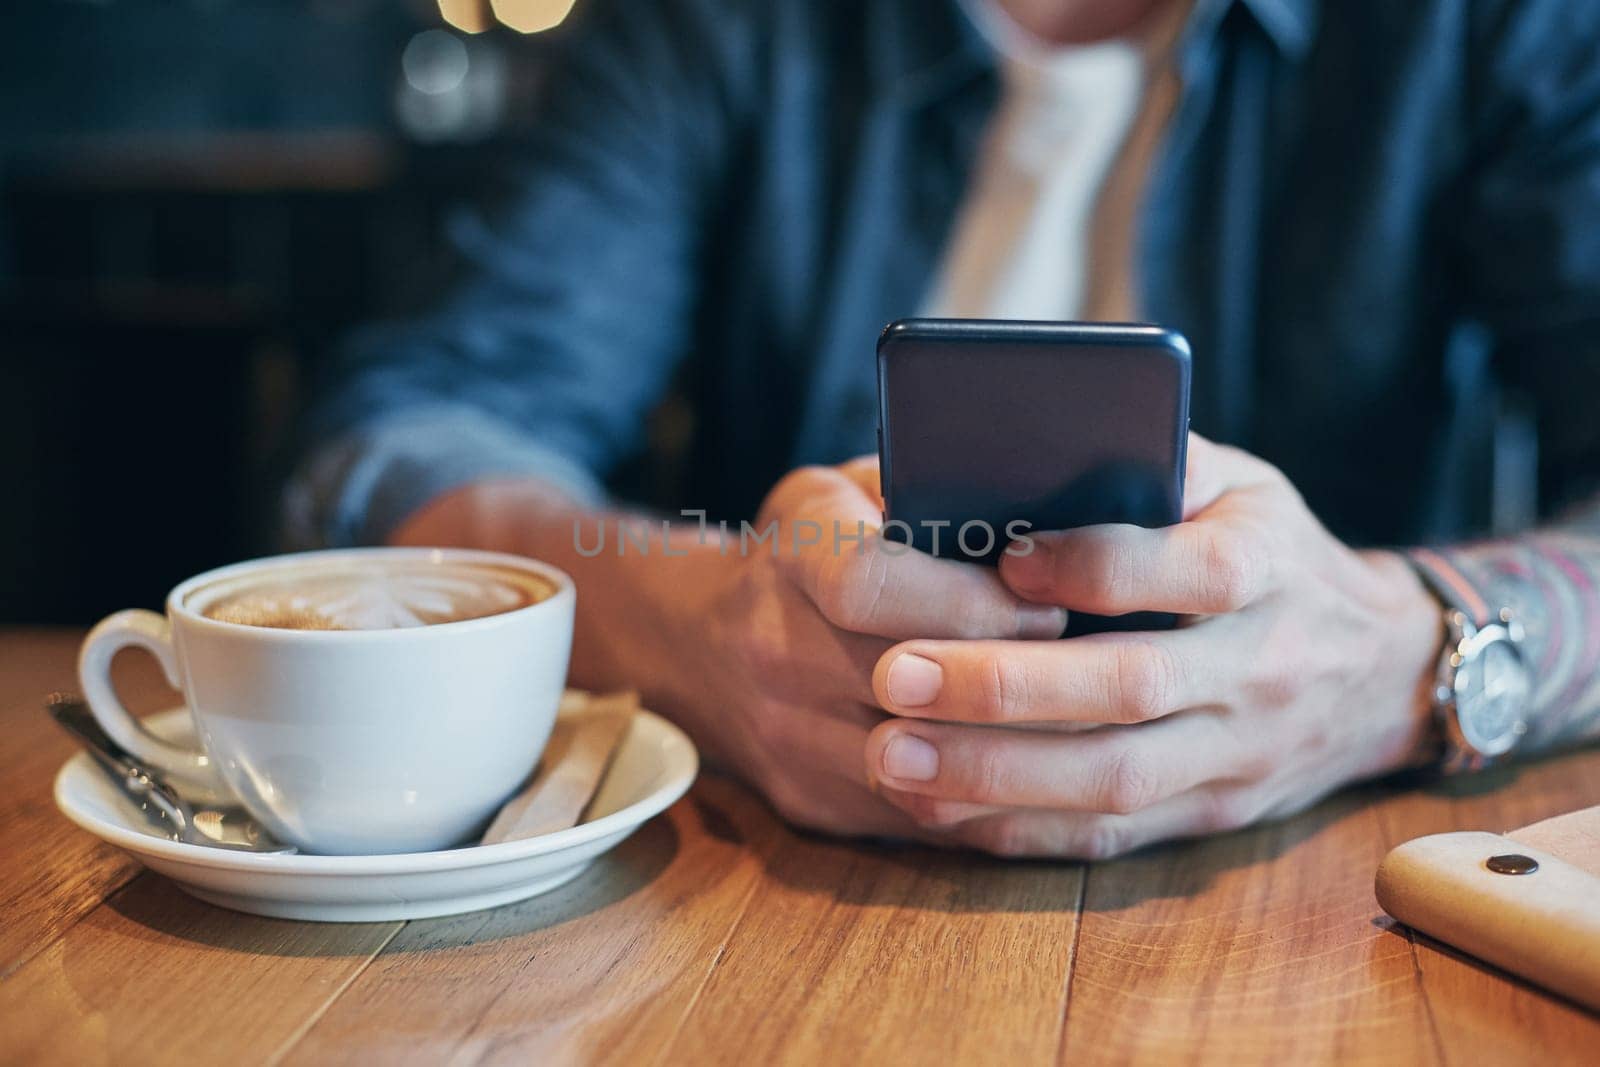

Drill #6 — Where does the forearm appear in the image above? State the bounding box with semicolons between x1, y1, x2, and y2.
1425;496;1600;750
387;479;734;743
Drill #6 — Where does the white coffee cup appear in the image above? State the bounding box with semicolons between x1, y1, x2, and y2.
77;547;575;855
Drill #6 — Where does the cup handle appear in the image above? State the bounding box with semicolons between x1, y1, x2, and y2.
78;609;215;784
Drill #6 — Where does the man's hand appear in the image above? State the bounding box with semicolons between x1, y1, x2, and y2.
862;435;1442;858
679;459;1067;838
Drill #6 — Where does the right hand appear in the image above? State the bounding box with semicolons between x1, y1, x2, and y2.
668;458;1067;838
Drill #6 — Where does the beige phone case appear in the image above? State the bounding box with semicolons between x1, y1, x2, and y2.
1376;804;1600;1012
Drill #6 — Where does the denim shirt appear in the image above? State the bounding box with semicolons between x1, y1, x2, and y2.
289;0;1600;550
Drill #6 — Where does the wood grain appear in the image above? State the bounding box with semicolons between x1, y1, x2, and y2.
660;829;1084;1064
0;629;173;977
1063;791;1437;1065
281;776;781;1066
0;876;399;1065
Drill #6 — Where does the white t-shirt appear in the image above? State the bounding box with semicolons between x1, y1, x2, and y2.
925;0;1188;322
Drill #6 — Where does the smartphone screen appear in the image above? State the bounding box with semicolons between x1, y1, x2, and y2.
876;319;1191;635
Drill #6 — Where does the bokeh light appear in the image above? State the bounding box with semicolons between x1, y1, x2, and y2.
436;0;494;34
402;30;470;96
489;0;579;34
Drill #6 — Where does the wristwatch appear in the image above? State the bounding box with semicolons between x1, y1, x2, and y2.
1409;549;1532;773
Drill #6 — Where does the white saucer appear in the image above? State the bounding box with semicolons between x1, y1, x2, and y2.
54;695;698;922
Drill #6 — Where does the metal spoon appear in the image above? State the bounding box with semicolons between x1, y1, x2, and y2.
47;694;296;854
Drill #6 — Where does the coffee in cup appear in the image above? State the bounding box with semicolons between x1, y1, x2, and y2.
194;559;556;631
77;548;575;855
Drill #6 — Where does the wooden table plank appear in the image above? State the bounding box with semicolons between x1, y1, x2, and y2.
0;629;402;1066
278;777;780;1066
0;629;172;977
0;875;400;1065
658;825;1084;1065
1062;792;1439;1065
1378;748;1600;1064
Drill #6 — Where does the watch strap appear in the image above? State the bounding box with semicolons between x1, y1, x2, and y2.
1409;547;1492;628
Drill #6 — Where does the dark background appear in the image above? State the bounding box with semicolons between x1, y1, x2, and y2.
1;0;569;623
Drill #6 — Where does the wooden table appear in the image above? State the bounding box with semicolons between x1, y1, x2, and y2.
3;627;1598;1064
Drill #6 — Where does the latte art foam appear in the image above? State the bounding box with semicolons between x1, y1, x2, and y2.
196;563;552;631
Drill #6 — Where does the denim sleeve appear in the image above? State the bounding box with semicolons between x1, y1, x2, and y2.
1460;0;1600;513
282;405;608;549
287;0;753;546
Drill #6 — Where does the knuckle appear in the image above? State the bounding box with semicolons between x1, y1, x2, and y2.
976;655;1029;723
736;629;791;688
1104;539;1142;611
1077;535;1137;614
963;740;1009;804
1112;643;1175;724
1250;659;1300;710
813;550;888;633
1201;534;1264;612
1096;745;1163;814
744;699;793;754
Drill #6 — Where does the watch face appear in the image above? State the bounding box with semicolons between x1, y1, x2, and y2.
1455;631;1531;755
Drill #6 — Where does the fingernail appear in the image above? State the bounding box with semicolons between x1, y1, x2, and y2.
1018;604;1068;638
882;733;939;781
1001;540;1053;595
886;652;943;707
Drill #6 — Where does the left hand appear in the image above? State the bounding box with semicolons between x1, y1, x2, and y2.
863;434;1443;858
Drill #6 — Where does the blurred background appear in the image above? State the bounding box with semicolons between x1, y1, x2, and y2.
2;0;579;624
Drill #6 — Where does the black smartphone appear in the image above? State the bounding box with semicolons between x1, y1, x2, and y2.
876;318;1191;636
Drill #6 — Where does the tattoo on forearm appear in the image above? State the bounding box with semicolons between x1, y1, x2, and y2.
1441;497;1600;749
